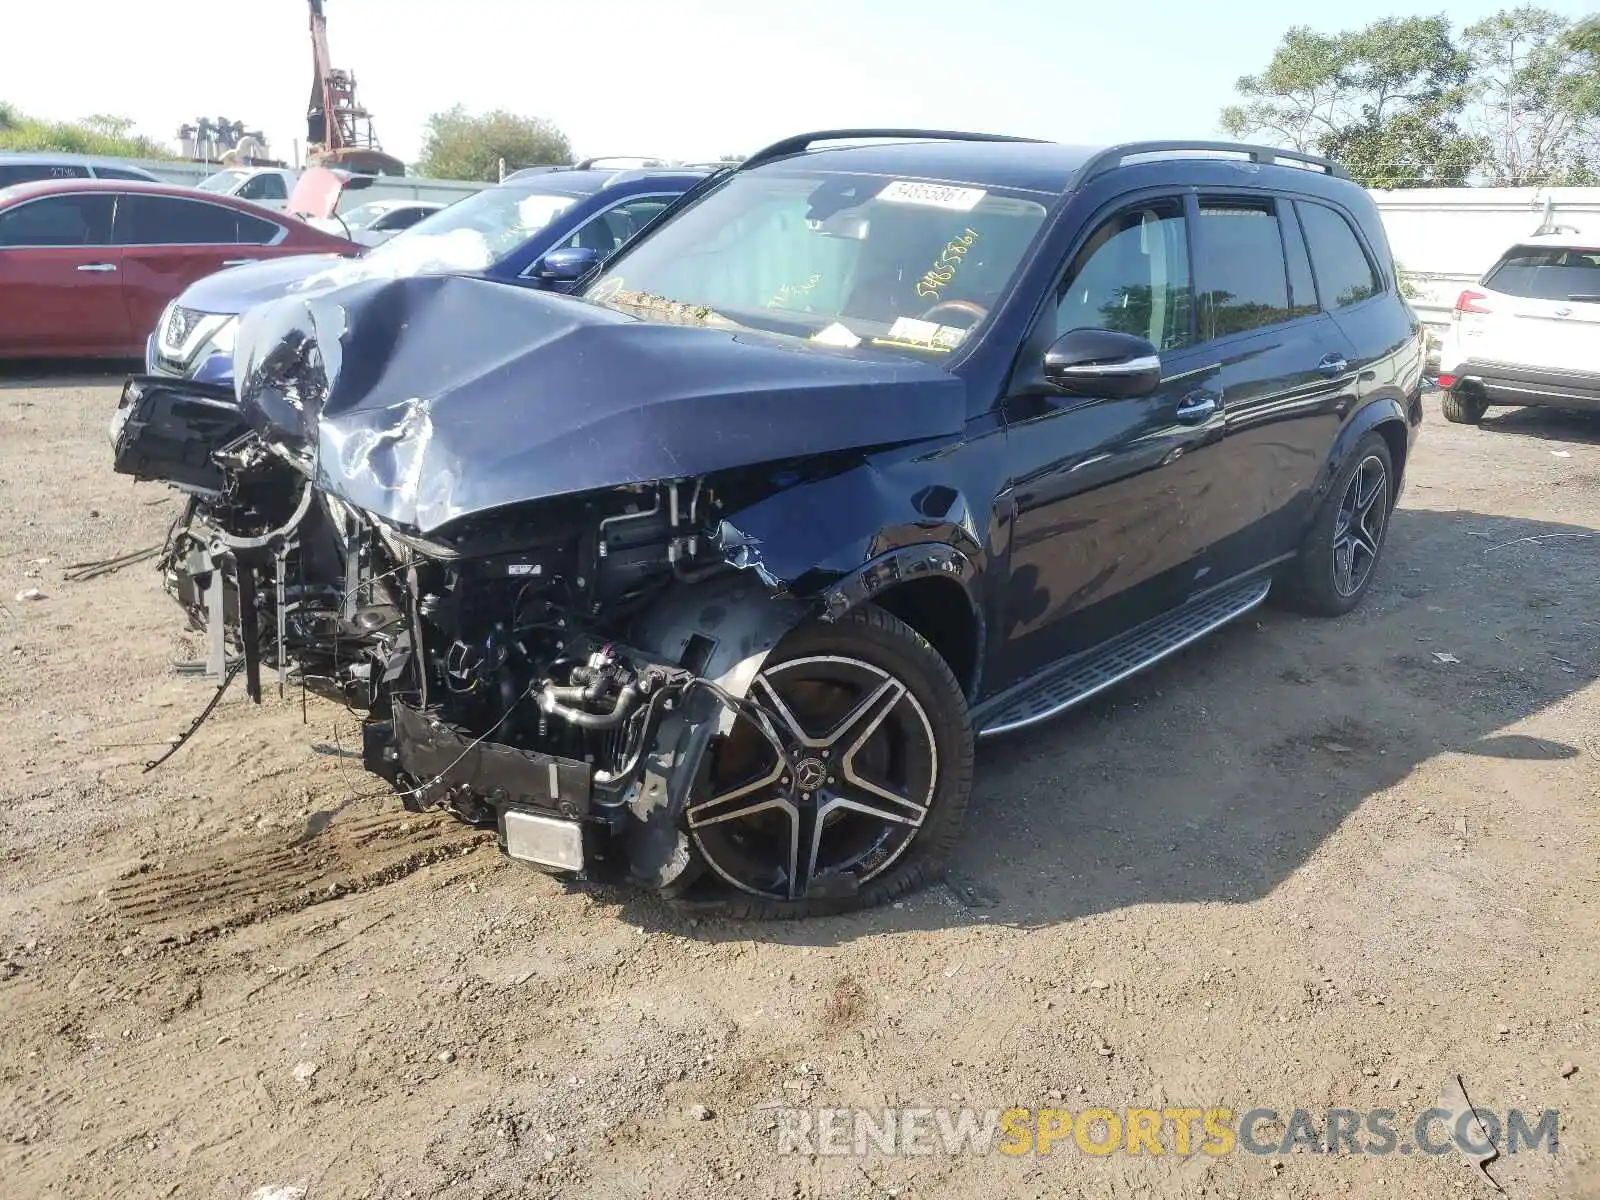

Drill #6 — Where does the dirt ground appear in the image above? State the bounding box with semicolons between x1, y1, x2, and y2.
0;367;1596;1200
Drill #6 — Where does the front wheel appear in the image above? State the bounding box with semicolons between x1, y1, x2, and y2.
677;604;974;918
1276;432;1395;617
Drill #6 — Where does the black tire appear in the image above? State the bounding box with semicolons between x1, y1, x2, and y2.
1440;390;1487;424
670;603;974;919
1276;432;1395;617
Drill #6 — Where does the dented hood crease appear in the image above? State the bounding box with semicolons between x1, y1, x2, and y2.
234;274;967;534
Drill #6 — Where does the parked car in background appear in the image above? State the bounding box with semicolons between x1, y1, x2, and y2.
145;164;713;383
1437;231;1600;423
0;152;162;186
306;198;445;245
196;166;300;210
0;178;354;358
114;130;1424;915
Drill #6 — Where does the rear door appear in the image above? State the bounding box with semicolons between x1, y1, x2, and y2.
1472;244;1600;372
1183;193;1360;583
114;194;284;341
0;193;125;355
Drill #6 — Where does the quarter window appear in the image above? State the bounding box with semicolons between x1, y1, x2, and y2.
1297;201;1381;308
1195;200;1291;339
0;194;114;246
1055;199;1194;351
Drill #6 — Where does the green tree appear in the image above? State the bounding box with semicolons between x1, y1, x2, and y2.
1221;16;1483;187
0;102;174;158
1464;7;1599;185
415;106;572;181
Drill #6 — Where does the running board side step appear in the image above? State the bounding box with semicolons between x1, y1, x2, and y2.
973;577;1273;738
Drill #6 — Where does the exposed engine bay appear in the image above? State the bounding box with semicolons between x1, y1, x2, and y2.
110;272;974;904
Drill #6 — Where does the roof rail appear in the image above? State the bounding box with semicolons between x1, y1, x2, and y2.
742;128;1045;171
1072;141;1350;187
574;155;671;169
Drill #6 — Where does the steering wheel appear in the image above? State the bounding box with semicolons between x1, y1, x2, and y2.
919;299;988;327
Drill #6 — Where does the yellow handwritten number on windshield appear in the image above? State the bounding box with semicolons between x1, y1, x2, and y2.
915;229;980;302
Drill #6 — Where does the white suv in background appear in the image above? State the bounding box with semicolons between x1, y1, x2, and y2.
1438;232;1600;424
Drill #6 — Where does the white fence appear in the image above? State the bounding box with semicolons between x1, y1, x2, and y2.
1372;186;1600;335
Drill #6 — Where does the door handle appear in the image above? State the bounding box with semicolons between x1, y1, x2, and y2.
1173;393;1218;423
76;262;117;273
1317;353;1349;375
221;258;254;267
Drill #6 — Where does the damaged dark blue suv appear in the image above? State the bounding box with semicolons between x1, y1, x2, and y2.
112;129;1425;917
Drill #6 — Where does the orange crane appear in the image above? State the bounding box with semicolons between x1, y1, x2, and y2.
306;0;405;176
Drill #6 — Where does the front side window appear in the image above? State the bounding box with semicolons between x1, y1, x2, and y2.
239;173;288;201
1484;244;1600;301
115;195;246;244
1297;201;1381;308
1056;199;1193;351
583;169;1050;357
1195;200;1292;339
552;196;676;259
0;194;114;246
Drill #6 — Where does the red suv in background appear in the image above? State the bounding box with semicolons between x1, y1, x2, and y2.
0;178;354;358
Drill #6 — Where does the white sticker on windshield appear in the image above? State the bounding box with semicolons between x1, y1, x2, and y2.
877;180;987;211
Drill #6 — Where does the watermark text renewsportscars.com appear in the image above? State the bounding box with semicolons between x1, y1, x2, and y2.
763;1105;1560;1158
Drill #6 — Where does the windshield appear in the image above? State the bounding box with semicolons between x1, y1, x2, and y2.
582;168;1049;355
1486;244;1600;301
198;170;249;193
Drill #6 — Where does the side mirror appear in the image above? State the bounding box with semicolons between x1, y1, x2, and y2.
1043;328;1161;399
536;246;601;284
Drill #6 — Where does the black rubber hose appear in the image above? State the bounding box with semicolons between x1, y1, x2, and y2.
541;683;640;730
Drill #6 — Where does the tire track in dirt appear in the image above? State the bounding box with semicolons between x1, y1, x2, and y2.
104;808;490;940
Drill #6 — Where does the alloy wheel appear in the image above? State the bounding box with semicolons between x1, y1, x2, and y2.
1331;454;1388;598
687;655;939;901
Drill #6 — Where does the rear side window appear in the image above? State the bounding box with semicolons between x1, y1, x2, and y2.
115;194;263;244
1484;245;1600;301
0;163;89;187
1298;202;1381;308
235;212;282;245
0;194;114;246
1194;199;1291;338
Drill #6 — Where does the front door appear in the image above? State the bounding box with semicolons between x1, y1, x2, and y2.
0;193;125;355
995;194;1230;688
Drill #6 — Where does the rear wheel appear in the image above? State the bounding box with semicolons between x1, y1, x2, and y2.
1277;432;1394;617
677;604;973;918
1440;390;1487;424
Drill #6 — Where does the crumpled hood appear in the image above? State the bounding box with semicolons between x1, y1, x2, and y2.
234;273;967;535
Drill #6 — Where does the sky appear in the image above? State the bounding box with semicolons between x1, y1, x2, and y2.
4;0;1599;170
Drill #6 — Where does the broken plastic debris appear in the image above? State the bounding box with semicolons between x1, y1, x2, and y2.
1432;651;1460;664
1550;450;1571;458
14;589;45;602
